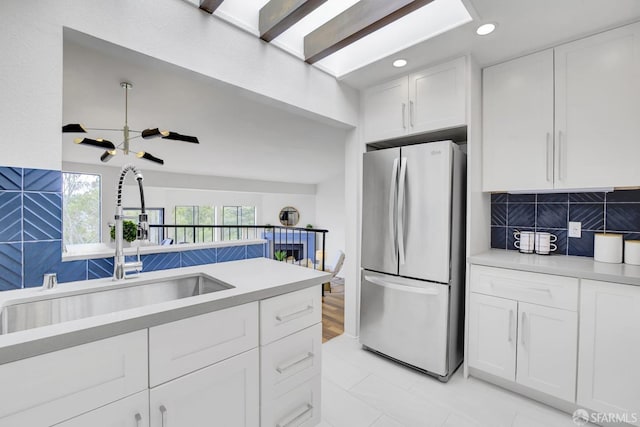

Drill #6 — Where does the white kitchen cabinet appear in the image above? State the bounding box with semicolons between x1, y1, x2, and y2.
53;391;149;427
149;302;258;387
362;77;409;142
554;22;640;189
578;280;640;426
482;50;554;192
149;348;260;427
516;302;577;402
0;330;148;427
482;21;640;191
363;57;466;143
468;293;517;381
468;265;578;402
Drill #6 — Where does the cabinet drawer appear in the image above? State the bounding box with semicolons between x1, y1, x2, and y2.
261;375;321;427
260;286;321;345
0;330;148;427
149;302;258;387
470;265;578;311
262;323;322;402
53;390;149;427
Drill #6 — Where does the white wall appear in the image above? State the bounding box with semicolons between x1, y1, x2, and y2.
1;0;357;170
315;172;346;276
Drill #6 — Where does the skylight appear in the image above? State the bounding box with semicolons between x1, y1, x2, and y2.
212;0;472;78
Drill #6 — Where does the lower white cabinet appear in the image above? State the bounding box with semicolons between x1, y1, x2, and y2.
578;280;640;426
149;348;259;427
0;330;148;427
468;266;577;402
516;302;577;402
468;293;517;381
261;376;321;427
53;391;149;427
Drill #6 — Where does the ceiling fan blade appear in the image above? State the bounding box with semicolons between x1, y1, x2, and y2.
62;123;87;133
162;132;199;144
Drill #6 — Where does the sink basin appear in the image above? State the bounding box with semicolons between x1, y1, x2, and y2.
0;274;234;335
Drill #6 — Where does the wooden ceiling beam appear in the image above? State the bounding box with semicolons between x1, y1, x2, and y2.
304;0;434;64
199;0;224;14
260;0;327;42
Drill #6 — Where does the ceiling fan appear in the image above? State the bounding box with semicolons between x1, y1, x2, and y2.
62;82;199;165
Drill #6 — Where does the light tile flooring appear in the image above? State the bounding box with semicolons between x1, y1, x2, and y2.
319;335;581;427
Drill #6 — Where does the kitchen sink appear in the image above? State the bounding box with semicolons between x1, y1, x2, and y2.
0;274;234;335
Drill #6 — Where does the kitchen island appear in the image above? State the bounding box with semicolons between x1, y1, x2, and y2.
0;258;330;427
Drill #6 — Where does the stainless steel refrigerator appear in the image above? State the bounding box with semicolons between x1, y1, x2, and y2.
360;140;466;381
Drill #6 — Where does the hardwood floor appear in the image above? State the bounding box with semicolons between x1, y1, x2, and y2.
322;282;344;343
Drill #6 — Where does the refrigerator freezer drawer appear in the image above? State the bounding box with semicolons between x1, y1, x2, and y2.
359;271;449;376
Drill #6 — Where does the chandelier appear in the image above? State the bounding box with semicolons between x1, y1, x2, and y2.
62;82;199;165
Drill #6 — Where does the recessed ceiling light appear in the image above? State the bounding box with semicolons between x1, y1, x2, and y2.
393;59;408;68
476;23;496;36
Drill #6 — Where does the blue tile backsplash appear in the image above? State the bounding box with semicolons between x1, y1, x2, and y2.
0;166;269;291
491;190;640;257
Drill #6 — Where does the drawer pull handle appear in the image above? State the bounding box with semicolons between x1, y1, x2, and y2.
160;405;167;427
276;305;313;322
277;403;313;427
276;352;315;374
134;413;142;427
521;312;527;348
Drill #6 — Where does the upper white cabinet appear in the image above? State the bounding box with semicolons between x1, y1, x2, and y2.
578;280;640;426
483;21;640;191
555;23;640;189
363;57;467;142
482;50;554;192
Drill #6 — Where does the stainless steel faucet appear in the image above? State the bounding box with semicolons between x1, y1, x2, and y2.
113;165;149;280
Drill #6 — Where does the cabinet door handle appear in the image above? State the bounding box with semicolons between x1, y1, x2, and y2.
276;351;314;374
557;130;564;181
409;100;414;127
508;309;514;343
521;312;527;348
402;103;407;129
160;405;167;427
546;132;553;182
134;413;142;427
276;305;313;322
276;403;313;427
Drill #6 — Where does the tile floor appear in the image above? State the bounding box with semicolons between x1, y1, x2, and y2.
319;335;582;427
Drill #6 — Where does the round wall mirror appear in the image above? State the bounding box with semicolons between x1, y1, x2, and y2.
279;206;300;226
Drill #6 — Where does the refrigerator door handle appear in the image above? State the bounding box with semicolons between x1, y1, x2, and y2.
397;157;408;265
388;158;399;259
364;275;440;295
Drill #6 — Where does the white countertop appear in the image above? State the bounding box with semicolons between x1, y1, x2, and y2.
0;258;330;364
469;249;640;286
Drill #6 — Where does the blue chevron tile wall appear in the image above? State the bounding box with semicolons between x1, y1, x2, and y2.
491;190;640;257
0;166;266;291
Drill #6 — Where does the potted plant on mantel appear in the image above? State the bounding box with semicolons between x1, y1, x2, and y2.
110;220;138;247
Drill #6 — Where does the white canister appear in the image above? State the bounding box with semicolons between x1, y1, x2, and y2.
594;233;623;263
624;240;640;265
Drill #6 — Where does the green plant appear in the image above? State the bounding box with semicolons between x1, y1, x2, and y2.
305;224;313;229
274;250;288;261
110;220;138;243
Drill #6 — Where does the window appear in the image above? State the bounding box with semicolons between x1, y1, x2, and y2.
63;172;101;246
123;208;164;244
174;205;215;243
222;206;257;240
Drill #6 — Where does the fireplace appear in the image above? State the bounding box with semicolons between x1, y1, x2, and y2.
273;243;304;261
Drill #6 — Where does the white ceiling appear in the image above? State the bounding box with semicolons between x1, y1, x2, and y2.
62;0;640;185
62;33;348;185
